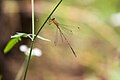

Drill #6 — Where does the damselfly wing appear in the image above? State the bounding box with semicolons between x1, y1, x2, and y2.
48;17;80;57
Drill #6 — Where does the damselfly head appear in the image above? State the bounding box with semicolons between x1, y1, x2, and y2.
48;18;53;25
51;18;55;21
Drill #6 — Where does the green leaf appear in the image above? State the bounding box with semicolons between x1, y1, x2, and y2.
4;37;22;54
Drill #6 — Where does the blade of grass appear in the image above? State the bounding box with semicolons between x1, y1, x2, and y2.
23;0;63;80
23;41;34;80
34;0;63;40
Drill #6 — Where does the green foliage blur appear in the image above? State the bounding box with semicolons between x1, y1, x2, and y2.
2;0;120;80
35;0;120;80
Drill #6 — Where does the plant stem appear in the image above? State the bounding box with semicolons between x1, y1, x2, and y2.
23;0;63;80
15;60;26;80
32;0;34;40
34;0;63;40
23;41;34;80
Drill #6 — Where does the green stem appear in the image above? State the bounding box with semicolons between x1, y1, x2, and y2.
34;0;63;40
23;41;34;80
23;0;63;80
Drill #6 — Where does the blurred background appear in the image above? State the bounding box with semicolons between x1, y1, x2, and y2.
0;0;120;80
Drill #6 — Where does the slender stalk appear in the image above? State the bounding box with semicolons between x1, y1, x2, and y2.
34;0;63;40
15;60;26;80
23;41;34;80
23;0;63;80
32;0;34;40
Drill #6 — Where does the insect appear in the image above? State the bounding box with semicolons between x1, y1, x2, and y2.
49;17;79;57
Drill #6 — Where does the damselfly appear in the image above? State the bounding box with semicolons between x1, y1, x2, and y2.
48;17;79;57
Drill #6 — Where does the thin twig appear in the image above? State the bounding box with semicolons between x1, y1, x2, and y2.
32;0;35;40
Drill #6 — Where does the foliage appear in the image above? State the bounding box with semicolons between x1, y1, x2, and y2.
4;32;50;54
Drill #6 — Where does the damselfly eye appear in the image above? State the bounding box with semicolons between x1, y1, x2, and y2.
52;18;55;20
48;19;53;25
